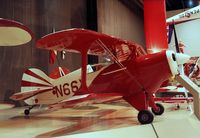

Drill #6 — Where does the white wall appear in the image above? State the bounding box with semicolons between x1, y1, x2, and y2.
168;18;200;57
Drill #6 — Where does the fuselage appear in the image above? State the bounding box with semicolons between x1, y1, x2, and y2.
30;66;105;105
31;50;173;105
89;50;172;97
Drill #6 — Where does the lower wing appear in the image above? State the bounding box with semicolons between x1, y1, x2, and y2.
49;93;123;109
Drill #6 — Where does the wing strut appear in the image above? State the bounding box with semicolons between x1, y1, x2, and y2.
172;21;180;53
80;50;88;93
96;39;144;90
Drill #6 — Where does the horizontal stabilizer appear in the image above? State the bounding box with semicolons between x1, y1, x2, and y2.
10;88;53;101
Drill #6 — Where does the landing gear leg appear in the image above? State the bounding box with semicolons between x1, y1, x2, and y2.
24;105;35;116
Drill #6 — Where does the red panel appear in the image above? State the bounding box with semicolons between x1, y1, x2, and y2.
49;67;70;79
123;93;147;111
21;80;51;87
144;0;168;53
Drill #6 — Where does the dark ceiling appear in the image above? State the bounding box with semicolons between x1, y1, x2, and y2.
166;0;199;11
120;0;200;14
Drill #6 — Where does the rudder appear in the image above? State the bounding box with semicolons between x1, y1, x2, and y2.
21;68;53;105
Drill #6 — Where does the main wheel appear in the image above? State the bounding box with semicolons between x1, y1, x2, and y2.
24;109;30;116
151;103;164;115
137;110;154;124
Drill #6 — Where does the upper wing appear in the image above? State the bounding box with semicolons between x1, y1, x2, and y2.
0;18;34;46
36;28;146;62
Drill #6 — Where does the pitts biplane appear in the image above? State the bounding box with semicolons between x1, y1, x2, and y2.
10;28;190;124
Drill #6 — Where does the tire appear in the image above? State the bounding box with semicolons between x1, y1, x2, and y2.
137;110;154;124
151;103;164;115
24;109;30;116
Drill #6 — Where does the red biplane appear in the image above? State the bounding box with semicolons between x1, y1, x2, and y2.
10;28;190;124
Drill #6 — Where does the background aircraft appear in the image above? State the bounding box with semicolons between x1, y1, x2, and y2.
0;18;34;46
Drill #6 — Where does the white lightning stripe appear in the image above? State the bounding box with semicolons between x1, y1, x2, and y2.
61;94;90;102
22;73;52;86
101;67;127;76
30;68;52;82
87;66;108;86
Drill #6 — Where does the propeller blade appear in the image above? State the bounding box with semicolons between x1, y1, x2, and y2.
176;53;191;65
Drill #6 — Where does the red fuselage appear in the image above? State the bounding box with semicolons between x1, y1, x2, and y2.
89;50;172;110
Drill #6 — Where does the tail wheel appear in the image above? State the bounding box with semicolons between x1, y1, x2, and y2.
24;109;30;116
177;104;180;109
151;103;164;115
137;110;154;124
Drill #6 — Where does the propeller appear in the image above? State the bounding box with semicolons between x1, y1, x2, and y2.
171;21;190;75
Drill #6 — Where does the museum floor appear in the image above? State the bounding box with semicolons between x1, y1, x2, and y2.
0;100;200;138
